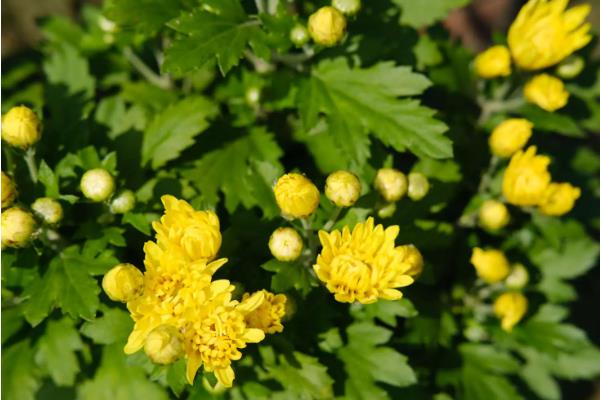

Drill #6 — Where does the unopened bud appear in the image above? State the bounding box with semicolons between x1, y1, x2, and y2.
556;55;585;80
80;168;115;202
269;227;303;262
377;202;396;219
1;207;37;248
2;172;17;208
325;170;361;207
274;173;320;218
505;263;529;289
32;197;63;225
1;106;41;149
308;6;347;47
407;172;430;201
110;190;136;214
290;24;310;47
332;0;361;16
478;200;509;231
102;263;144;302
144;324;184;365
374;168;407;202
397;244;424;277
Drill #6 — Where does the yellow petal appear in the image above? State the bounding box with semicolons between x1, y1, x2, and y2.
380;288;403;300
186;353;202;385
214;366;235;388
124;324;150;354
237;291;265;314
563;3;590;30
243;328;265;343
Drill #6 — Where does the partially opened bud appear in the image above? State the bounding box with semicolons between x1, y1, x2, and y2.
1;207;37;248
374;168;407;202
81;168;115;202
290;24;309;47
505;263;529;289
102;263;144;302
274;173;320;218
478;200;510;231
407;172;430;201
144;324;184;365
269;227;303;262
332;0;361;16
325;170;361;207
397;244;424;277
1;106;41;149
2;172;17;208
308;6;346;46
32;197;63;225
110;190;136;214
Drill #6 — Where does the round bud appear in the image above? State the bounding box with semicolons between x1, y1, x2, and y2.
144;324;184;365
407;172;430;201
245;87;261;106
290;24;310;47
556;56;585;80
269;227;304;262
374;168;407;202
397;244;424;277
80;168;115;202
1;207;37;248
332;0;361;16
2;172;17;208
505;263;529;289
478;200;509;231
102;263;144;302
98;16;117;33
377;202;396;219
325;170;361;207
1;106;41;149
273;173;320;219
110;190;136;214
308;6;347;47
464;321;488;342
31;197;63;225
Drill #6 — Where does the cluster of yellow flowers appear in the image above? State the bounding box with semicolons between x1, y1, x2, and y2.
102;195;286;388
471;248;529;331
474;0;591;112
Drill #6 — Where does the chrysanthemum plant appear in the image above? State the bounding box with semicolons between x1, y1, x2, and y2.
2;0;600;399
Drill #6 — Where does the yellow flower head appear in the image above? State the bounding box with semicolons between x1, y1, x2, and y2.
374;168;407;202
314;217;415;304
273;173;320;219
508;0;591;70
153;195;221;262
396;244;424;277
478;200;510;231
494;291;528;331
2;172;17;209
308;6;347;47
1;105;41;149
325;170;361;207
489;118;533;158
502;146;552;206
102;263;144;303
243;290;287;334
474;45;512;79
524;74;569;112
144;324;184;364
538;182;581;216
470;247;510;284
269;227;303;262
1;207;36;248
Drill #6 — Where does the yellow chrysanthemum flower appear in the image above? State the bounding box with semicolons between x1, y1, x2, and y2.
494;292;528;332
2;172;17;209
243;290;287;334
524;74;570;112
478;200;510;231
273;173;320;218
314;217;416;304
538;182;581;216
470;247;510;284
502;146;552;206
153;195;221;262
489;118;533;158
474;45;512;78
508;0;591;70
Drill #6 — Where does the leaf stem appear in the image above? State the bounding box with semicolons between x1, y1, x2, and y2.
24;147;38;183
123;47;172;90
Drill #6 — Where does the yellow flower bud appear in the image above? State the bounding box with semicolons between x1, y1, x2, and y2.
325;170;361;207
505;263;529;289
494;292;528;332
538;182;581;216
470;247;510;284
524;74;569;112
243;290;287;334
31;197;63;225
478;200;510;231
144;324;184;365
407;172;430;201
374;168;407;202
80;168;115;202
474;45;511;79
273;173;320;218
332;0;361;16
2;172;17;208
268;227;303;262
502;146;551;207
397;244;424;277
1;207;37;248
308;6;347;47
1;106;41;149
110;190;136;214
102;263;144;302
488;118;533;158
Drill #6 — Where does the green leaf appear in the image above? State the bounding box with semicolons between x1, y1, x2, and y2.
2;307;25;344
35;318;83;386
460;344;520;374
297;59;450;166
351;298;418;326
462;366;522;400
260;260;315;296
142;96;218;169
518;104;584;137
104;0;181;35
44;43;94;99
81;308;133;345
38;160;60;197
2;340;41;400
123;212;157;236
393;0;470;28
164;1;264;75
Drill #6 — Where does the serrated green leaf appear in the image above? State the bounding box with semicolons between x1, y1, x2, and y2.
393;0;470;28
44;43;94;99
123;212;157;236
351;298;418;326
35;318;83;386
260;260;315;296
2;307;25;344
460;344;520;374
142;96;218;169
104;0;181;35
2;341;41;400
38;160;60;197
81;308;133;345
462;366;522;400
518;104;584;137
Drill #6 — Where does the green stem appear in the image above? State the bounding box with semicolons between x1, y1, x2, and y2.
123;47;172;90
24;148;38;183
478;97;525;124
3;147;16;174
477;156;500;195
301;218;318;269
322;207;342;231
